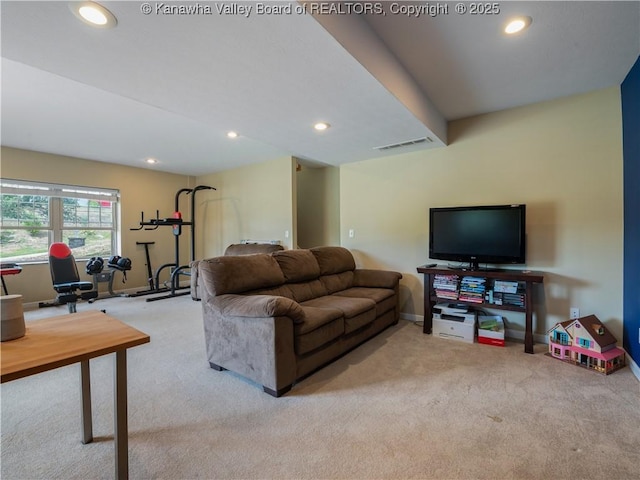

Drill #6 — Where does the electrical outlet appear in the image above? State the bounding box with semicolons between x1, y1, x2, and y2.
570;307;580;319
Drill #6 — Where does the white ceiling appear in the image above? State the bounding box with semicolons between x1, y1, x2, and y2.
1;1;639;176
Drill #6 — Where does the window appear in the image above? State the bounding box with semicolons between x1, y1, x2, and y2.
577;337;592;349
0;179;119;263
554;331;569;345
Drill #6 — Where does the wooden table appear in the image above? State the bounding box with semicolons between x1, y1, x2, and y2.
1;310;150;479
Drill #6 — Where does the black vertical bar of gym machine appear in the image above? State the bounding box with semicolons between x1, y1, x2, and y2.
138;242;155;291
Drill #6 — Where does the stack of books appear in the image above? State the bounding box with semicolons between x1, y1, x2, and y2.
502;291;526;307
493;280;519;294
433;274;459;300
490;280;526;307
458;276;486;303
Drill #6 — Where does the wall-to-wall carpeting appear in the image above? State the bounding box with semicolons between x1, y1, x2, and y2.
2;296;639;479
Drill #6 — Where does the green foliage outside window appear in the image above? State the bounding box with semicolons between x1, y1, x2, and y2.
0;190;116;263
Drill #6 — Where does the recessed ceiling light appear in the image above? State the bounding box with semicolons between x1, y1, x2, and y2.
314;122;330;131
69;2;117;29
504;16;532;35
145;158;158;165
227;131;239;139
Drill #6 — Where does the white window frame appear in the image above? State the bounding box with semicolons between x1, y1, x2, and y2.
0;178;120;263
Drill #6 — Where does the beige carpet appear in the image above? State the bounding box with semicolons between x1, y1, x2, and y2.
1;295;639;480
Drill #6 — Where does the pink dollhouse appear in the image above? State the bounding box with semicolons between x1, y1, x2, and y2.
547;315;626;375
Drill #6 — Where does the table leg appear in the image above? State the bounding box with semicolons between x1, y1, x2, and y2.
114;349;129;480
80;360;93;444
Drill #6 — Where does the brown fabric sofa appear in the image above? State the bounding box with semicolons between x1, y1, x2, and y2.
196;246;402;396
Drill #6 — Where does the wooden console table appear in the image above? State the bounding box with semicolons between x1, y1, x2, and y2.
417;265;544;354
1;310;150;479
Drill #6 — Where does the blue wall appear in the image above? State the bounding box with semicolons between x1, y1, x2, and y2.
621;56;640;368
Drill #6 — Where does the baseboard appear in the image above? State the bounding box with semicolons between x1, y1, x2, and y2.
626;352;640;382
399;313;422;323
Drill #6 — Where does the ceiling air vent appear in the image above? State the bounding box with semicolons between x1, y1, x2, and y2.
374;137;433;151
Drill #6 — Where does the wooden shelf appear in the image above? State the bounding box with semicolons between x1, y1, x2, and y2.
417;265;544;354
429;296;527;313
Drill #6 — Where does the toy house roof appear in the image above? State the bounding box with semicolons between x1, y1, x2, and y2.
576;315;618;347
546;320;573;335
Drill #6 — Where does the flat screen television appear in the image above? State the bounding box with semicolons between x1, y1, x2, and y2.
429;204;526;270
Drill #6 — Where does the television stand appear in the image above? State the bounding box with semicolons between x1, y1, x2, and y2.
416;265;544;354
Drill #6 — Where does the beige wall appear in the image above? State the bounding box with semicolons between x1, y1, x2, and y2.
296;164;341;248
1;147;193;304
339;87;624;340
195;156;296;258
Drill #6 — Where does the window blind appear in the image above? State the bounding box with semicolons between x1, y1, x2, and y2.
0;178;119;202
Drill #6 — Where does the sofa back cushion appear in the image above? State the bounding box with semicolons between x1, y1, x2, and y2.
273;250;320;282
310;246;356;294
318;271;352;294
272;250;329;302
198;254;285;297
286;280;328;303
310;246;356;275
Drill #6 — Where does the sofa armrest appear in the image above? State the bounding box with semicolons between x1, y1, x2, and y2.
202;294;300;394
353;269;402;289
190;260;201;300
214;294;305;323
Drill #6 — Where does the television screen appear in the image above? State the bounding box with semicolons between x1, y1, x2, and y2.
429;204;526;270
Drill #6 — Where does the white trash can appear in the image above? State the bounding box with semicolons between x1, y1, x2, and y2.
1;294;26;341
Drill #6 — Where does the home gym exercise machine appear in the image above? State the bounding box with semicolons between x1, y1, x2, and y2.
129;185;215;301
129;241;156;295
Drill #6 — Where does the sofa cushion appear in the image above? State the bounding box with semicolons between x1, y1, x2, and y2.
320;271;355;294
310;246;356;275
301;295;376;334
334;287;396;317
198;254;285;296
273;250;321;282
294;306;344;355
286;280;328;303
